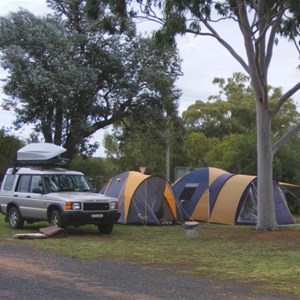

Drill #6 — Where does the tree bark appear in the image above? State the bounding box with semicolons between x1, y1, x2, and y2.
256;100;277;230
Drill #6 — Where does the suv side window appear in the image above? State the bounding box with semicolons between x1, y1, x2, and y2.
30;175;43;193
2;174;16;191
16;175;31;192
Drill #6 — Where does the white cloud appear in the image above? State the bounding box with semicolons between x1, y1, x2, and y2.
0;0;51;15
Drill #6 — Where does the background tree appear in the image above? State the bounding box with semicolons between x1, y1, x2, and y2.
103;93;187;181
206;132;258;174
182;72;300;183
183;73;257;138
0;0;181;159
136;0;300;230
70;156;116;189
182;131;220;168
273;139;300;183
0;128;24;181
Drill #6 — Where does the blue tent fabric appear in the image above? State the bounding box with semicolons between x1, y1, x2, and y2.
101;171;128;198
273;182;295;225
173;168;209;217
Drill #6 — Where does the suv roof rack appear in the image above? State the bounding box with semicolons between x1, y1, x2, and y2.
16;157;70;167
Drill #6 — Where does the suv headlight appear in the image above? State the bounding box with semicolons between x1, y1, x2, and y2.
110;202;118;210
65;202;81;210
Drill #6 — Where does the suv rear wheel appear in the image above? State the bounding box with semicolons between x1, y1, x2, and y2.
8;206;24;229
50;209;64;228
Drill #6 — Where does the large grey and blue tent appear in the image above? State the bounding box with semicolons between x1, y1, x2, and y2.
173;167;295;226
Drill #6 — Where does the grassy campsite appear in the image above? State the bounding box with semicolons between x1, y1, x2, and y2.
1;214;300;297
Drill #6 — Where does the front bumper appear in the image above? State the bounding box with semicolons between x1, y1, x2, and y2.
61;210;121;226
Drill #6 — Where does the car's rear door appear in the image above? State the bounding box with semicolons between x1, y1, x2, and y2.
15;175;48;220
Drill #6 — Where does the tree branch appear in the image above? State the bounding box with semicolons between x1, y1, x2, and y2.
271;82;300;117
235;0;264;95
199;15;249;73
266;4;285;70
272;121;300;155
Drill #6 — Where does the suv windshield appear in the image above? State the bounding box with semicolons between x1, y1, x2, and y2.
44;174;92;193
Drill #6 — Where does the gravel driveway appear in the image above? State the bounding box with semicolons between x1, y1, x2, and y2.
0;242;299;300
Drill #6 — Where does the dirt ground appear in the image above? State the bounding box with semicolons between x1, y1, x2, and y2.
252;229;300;241
0;242;300;300
249;227;300;251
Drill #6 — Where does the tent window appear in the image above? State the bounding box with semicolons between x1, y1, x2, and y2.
179;183;199;203
237;187;257;224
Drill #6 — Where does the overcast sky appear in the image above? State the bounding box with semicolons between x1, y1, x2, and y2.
0;0;299;156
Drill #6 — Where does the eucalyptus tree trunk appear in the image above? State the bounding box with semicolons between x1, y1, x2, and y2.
256;100;277;230
241;0;278;230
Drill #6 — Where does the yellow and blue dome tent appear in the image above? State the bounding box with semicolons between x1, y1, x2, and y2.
100;171;183;225
173;167;295;226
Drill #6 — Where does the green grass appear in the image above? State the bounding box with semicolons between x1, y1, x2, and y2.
1;214;300;297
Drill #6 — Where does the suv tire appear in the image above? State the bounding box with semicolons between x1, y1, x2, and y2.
50;209;64;228
8;206;24;229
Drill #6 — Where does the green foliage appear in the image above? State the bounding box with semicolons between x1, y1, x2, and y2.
145;0;300;46
273;138;300;183
0;2;181;159
269;89;299;135
182;131;219;168
70;156;116;189
206;133;257;174
183;73;257;138
279;0;300;50
0;129;24;181
108;128;167;175
104;105;187;180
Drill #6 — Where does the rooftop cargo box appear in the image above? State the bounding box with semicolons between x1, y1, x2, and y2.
16;143;69;166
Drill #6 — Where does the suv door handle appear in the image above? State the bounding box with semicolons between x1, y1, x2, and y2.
26;196;31;198
13;194;18;197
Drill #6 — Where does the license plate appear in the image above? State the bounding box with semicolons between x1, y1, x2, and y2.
91;214;103;218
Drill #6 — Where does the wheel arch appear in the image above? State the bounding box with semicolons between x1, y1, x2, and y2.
5;202;21;221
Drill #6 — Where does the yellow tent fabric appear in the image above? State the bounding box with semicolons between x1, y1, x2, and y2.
210;174;256;225
191;189;209;221
123;172;150;223
208;167;229;185
163;184;178;220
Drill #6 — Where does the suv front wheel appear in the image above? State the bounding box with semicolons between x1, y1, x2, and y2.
49;209;64;228
8;206;24;229
98;223;113;234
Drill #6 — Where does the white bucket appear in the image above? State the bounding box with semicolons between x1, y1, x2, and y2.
183;221;200;239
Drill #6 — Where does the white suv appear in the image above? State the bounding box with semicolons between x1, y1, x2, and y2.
0;143;120;234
